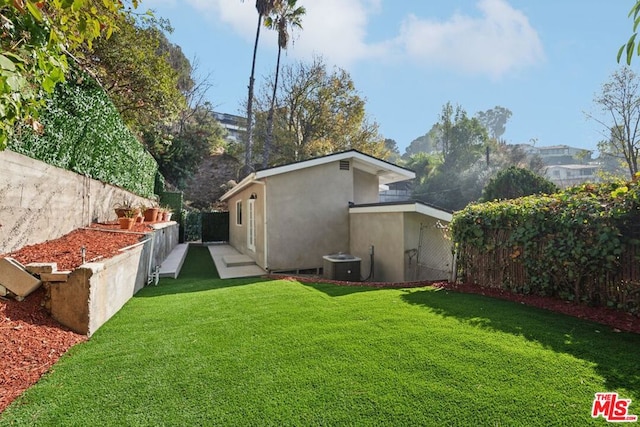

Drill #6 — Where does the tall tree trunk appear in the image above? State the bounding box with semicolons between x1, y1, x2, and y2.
245;13;263;177
263;45;282;169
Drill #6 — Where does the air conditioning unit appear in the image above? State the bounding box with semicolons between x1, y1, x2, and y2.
323;253;361;281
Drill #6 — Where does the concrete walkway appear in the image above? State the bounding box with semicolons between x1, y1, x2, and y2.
157;243;266;280
207;244;266;279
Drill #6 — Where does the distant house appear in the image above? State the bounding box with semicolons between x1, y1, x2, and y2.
544;164;600;188
213;112;246;144
515;144;592;165
379;180;413;202
220;150;454;282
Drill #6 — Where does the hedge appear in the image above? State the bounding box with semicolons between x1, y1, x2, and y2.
451;177;640;314
9;69;157;198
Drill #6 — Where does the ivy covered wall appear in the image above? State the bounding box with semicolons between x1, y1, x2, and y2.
8;70;158;198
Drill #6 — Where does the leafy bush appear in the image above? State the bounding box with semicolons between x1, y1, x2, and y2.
481;166;558;201
183;209;202;242
9;69;157;197
451;177;640;313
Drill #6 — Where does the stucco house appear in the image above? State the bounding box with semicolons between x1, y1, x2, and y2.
220;150;453;282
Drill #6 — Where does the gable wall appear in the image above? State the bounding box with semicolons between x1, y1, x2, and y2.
353;168;379;204
266;160;368;271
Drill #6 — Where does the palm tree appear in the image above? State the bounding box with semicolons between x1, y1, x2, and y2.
262;0;305;169
243;0;281;177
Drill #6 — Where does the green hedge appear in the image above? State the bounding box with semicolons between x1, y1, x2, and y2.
451;177;640;313
9;70;157;198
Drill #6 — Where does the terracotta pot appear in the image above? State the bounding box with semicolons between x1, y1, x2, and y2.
118;217;135;230
144;208;159;222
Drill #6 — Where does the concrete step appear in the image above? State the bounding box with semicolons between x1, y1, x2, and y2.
222;254;256;268
0;257;41;300
158;243;189;279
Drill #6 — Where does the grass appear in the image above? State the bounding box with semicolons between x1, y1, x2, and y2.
1;245;639;426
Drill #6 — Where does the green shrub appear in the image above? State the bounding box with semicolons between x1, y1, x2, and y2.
9;69;158;197
451;177;640;313
481;166;558;201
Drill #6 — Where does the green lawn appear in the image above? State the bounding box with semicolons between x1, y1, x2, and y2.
1;245;639;426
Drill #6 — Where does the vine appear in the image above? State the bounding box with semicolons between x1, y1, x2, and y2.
451;176;640;312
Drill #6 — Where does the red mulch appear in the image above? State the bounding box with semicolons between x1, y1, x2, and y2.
1;227;638;414
0;221;160;413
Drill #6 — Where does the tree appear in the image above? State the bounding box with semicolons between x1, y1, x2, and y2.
81;14;187;134
435;102;488;170
262;0;305;169
0;0;138;149
402;124;440;160
145;102;226;189
405;152;439;187
410;103;488;210
475;106;512;141
619;1;640;64
384;139;401;163
589;67;640;178
244;0;282;176
481;166;558;201
252;56;387;165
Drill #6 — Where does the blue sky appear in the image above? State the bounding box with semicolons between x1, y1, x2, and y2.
143;0;635;156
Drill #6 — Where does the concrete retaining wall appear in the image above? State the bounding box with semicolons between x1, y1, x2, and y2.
0;150;151;254
47;222;179;336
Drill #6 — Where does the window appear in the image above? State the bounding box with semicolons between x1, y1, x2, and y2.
236;200;242;225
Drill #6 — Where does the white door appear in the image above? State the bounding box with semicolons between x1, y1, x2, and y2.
247;199;256;252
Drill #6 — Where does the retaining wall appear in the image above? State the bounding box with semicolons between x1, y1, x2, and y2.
0;150;151;254
47;222;179;336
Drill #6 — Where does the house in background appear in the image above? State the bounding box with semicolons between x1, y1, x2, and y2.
220;150;454;282
544;164;600;188
213;112;246;145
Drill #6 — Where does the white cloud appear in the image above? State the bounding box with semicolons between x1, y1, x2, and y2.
173;0;384;67
167;0;543;78
395;0;544;78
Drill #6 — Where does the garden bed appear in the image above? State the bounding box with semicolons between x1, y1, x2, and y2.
1;223;158;413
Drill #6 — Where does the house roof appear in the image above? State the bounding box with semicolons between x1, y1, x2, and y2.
220;150;415;201
349;200;453;222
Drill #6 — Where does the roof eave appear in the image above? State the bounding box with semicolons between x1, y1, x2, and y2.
219;172;257;201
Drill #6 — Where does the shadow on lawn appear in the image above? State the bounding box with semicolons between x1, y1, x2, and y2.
297;281;383;297
402;288;640;396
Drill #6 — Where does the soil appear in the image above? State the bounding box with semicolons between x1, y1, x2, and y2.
1;226;639;413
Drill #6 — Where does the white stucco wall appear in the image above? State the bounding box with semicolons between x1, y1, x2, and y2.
350;212;405;282
266;161;358;271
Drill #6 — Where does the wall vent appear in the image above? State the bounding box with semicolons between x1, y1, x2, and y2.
339;160;350;170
